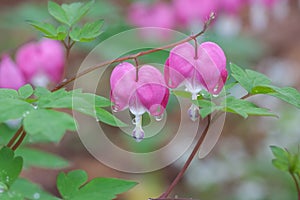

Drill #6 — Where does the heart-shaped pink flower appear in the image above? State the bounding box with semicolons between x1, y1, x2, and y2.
16;38;65;87
164;41;227;120
110;62;169;142
0;55;26;90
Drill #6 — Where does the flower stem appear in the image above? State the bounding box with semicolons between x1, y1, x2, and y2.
52;13;215;92
11;131;26;151
134;58;139;82
194;37;198;60
155;116;211;199
7;127;24;148
290;172;300;200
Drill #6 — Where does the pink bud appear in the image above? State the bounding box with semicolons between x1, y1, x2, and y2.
164;42;227;96
0;55;26;90
110;62;169;141
16;38;65;86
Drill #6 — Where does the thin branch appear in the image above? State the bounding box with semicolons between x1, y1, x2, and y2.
152;116;211;199
11;131;26;151
52;13;215;92
241;93;251;100
7;127;24;148
290;173;300;200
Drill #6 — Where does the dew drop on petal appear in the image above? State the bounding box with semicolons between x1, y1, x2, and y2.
154;113;164;122
132;127;145;142
188;104;200;122
112;105;119;112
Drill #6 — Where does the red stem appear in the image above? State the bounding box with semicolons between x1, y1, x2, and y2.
155;116;211;199
12;131;26;151
291;173;300;200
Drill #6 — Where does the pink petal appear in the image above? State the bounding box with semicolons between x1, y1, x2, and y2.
136;65;169;116
0;55;26;90
16;38;65;84
110;62;137;112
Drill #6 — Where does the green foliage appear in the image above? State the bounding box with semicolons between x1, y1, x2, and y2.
57;170;137;200
230;63;300;109
70;19;104;42
0;147;23;190
15;147;69;169
0;178;60;200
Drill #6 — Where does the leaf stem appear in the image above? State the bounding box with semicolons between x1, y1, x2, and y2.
290;172;300;200
7;127;24;148
12;131;26;151
52;13;215;92
152;116;211;199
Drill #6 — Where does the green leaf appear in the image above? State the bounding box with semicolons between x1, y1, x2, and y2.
222;96;276;118
230;63;271;92
56;25;68;40
270;146;290;172
196;100;219;118
268;86;300;109
70;19;104;42
27;20;57;38
4;178;60;200
48;1;69;25
57;170;137;200
171;90;192;99
18;84;33;99
61;1;94;26
0;89;18;99
23;109;77;143
0;147;23;189
34;87;51;98
16;147;69;169
0;99;34;122
96;108;127;127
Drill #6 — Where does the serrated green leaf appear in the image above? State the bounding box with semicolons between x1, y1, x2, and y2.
222;96;276;118
27;20;57;38
96;108;127;127
61;1;94;26
18;84;33;99
270;146;291;172
268;86;300;109
0;123;17;146
23;109;77;143
230;63;271;92
48;1;69;25
0;99;34;122
34;87;51;98
78;19;104;42
0;147;23;188
16;147;69;169
57;170;137;200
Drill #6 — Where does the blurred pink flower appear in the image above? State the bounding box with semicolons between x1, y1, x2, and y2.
219;0;245;15
110;62;169;141
128;2;175;29
16;38;65;87
173;0;219;26
164;42;227;120
0;55;25;90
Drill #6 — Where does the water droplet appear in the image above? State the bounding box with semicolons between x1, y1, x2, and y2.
131;118;136;125
188;104;200;122
154;113;164;122
33;105;38;109
212;94;219;97
33;193;40;199
0;182;7;193
132;127;144;142
25;111;30;115
112;105;119;112
62;79;67;83
5;176;9;182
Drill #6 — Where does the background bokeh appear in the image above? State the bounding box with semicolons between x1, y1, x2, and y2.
1;0;300;199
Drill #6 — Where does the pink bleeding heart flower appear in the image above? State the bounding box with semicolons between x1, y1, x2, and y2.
173;0;219;26
219;0;245;15
127;2;175;40
110;62;169;142
16;38;65;87
0;55;26;90
164;42;227;121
